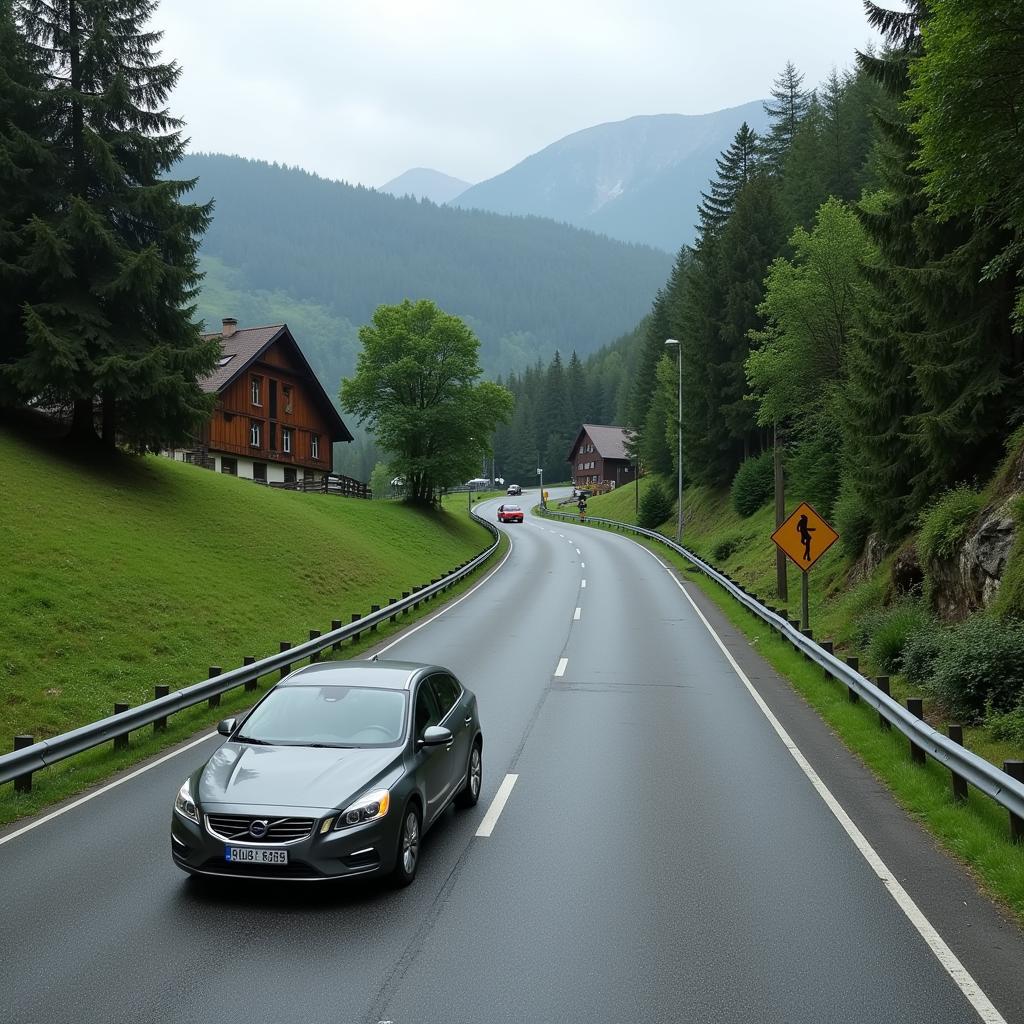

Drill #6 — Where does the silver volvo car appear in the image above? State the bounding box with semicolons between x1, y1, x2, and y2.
171;660;483;885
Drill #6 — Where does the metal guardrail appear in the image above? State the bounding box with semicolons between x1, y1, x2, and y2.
539;507;1024;829
1;511;500;791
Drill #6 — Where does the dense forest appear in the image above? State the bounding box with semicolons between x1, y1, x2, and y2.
180;154;672;381
508;2;1024;564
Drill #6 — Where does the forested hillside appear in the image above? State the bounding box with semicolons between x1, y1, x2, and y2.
181;154;671;381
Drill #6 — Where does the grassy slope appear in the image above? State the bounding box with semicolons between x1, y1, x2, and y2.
0;427;492;745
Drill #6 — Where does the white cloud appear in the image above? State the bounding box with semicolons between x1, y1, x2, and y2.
158;0;880;186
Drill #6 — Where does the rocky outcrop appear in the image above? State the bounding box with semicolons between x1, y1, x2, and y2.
928;507;1016;621
850;532;885;585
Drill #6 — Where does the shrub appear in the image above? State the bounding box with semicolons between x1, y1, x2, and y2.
833;483;872;559
865;603;932;674
901;624;945;687
712;534;742;562
987;702;1024;745
927;617;1024;721
917;486;984;565
731;452;774;518
638;478;674;530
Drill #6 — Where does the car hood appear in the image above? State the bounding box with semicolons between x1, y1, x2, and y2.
198;742;401;812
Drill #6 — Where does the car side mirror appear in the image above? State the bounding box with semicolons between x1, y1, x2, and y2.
217;718;237;737
418;725;453;749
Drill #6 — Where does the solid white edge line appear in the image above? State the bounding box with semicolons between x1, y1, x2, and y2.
555;657;568;678
372;529;514;657
631;541;1006;1024
573;607;581;620
0;730;217;848
2;527;516;849
475;773;519;837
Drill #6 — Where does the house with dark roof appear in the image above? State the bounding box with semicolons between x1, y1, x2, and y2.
567;423;636;490
165;318;352;484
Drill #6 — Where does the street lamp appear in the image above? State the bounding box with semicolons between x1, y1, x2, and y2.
537;466;544;508
664;338;683;544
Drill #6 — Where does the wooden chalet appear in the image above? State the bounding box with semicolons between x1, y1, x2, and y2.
166;318;352;485
567;423;635;491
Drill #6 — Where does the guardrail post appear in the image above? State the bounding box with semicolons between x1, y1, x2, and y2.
907;698;926;764
279;642;292;679
113;703;129;750
413;585;422;609
845;657;860;703
309;629;321;662
875;677;891;730
351;614;361;643
13;735;33;793
788;618;800;631
154;686;169;732
947;726;969;803
819;640;833;678
370;605;380;631
1004;761;1024;843
402;592;410;615
331;620;342;651
243;656;258;690
207;667;222;708
390;599;398;623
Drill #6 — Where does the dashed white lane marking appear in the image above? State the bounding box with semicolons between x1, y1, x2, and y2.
581;562;585;569
575;548;581;555
476;773;519;837
558;533;564;538
633;541;1007;1024
555;657;568;677
581;579;587;588
1;524;517;849
573;607;581;620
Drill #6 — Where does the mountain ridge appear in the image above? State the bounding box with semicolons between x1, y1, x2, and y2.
379;167;471;204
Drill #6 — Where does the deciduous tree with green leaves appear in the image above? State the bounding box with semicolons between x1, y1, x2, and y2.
340;299;514;505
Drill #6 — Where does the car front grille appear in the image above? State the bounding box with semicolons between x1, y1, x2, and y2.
205;814;314;845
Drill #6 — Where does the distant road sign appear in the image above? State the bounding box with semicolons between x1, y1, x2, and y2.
772;502;839;571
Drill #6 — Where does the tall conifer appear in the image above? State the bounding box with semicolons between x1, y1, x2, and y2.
696;122;760;237
761;61;812;171
6;0;217;448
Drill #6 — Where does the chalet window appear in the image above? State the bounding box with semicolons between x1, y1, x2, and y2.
282;385;293;414
251;376;262;406
250;420;261;448
311;433;320;460
221;457;237;476
284;467;297;484
282;427;292;454
253;462;267;482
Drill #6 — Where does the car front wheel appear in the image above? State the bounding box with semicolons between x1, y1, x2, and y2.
392;803;422;887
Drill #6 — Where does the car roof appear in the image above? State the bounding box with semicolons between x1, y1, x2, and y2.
280;660;446;691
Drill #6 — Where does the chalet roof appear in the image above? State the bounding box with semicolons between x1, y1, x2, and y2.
200;323;353;443
568;423;633;463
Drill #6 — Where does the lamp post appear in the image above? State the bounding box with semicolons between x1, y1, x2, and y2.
664;338;683;544
537;466;544;508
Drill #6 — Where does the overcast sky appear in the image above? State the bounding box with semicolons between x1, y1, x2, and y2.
158;1;881;189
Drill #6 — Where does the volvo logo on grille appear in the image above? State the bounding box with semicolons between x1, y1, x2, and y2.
249;819;269;839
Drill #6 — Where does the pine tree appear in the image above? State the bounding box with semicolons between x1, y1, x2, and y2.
696;122;761;237
761;61;812;172
5;0;218;448
779;95;827;228
0;0;53;394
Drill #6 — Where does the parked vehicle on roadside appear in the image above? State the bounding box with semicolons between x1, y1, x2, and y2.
171;660;482;886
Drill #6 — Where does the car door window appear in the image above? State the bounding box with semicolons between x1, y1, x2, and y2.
414;681;439;738
428;674;461;721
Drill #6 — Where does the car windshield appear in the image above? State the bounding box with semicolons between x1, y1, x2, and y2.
235;685;407;747
505;505;520;511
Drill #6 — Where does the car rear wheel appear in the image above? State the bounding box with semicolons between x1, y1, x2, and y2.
455;741;482;809
392;803;421;887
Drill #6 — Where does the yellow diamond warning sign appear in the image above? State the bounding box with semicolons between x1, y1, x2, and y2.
772;502;839;572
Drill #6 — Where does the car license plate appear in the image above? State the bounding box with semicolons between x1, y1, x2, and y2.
225;846;288;865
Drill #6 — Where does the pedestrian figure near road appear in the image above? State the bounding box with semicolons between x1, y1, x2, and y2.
797;513;815;562
578;497;587;523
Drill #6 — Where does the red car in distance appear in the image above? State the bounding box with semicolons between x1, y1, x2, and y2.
497;504;524;524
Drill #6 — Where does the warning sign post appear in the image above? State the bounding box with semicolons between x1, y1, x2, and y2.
771;502;839;630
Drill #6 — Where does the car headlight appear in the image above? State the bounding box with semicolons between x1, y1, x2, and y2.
174;779;199;824
333;788;390;829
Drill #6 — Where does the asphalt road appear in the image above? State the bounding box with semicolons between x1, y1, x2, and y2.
2;489;1023;1023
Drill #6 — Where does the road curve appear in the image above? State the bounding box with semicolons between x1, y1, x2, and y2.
2;489;1023;1024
